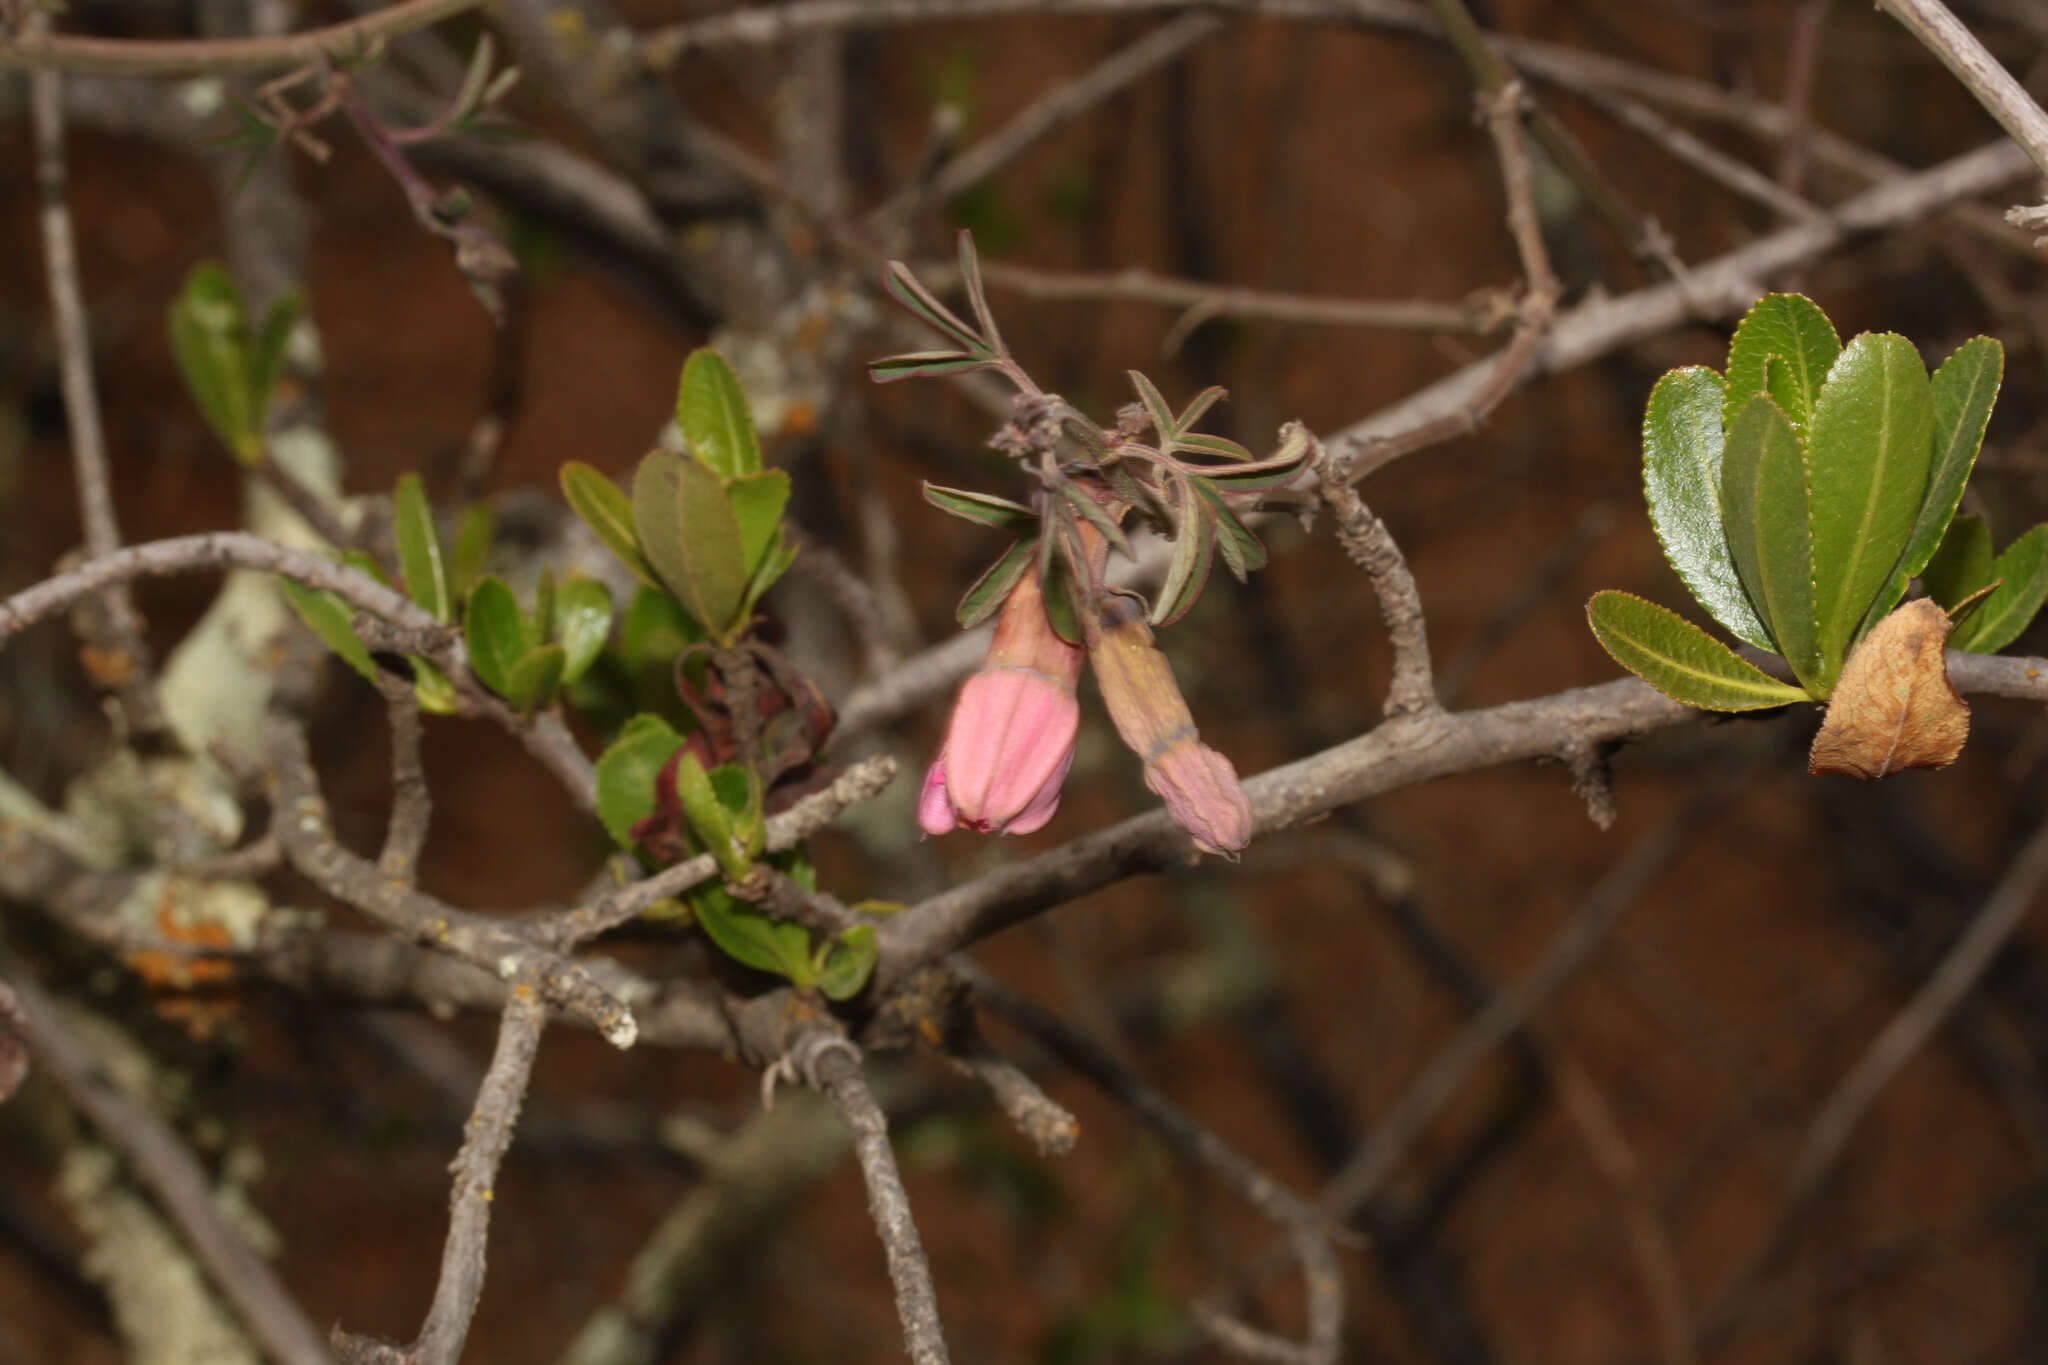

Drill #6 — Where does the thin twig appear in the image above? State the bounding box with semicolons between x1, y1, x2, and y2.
1878;0;2048;179
1306;430;1437;720
375;673;431;882
1;964;335;1365
794;1032;952;1365
0;0;485;74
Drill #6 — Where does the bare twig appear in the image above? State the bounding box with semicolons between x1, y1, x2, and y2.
1;964;334;1365
1878;0;2048;179
1306;432;1437;720
794;1032;952;1365
375;674;431;882
0;0;485;74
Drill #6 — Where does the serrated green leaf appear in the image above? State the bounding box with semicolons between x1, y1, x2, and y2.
815;923;877;1002
1586;591;1810;711
1922;513;1994;610
633;450;748;642
677;348;763;480
279;579;380;685
1721;395;1821;691
1955;525;2048;653
1192;478;1266;580
1641;367;1773;650
727;470;791;573
923;483;1037;533
393;473;451;623
463;575;525;697
550;577;613;684
1724;293;1840;435
561;462;658;586
673;752;750;879
503;643;565;712
1150;474;1214;627
1807;332;1934;681
957;539;1035;627
692;888;813;983
168;262;262;465
593;713;685;847
1867;335;2004;631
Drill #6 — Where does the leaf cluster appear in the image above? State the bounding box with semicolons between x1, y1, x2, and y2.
168;262;301;467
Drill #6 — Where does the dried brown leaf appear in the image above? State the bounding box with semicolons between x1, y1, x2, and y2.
1809;597;1969;778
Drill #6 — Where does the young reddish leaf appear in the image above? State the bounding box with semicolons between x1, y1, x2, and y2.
1172;385;1228;435
1172;432;1256;463
1150;474;1215;627
1057;481;1132;559
923;483;1037;533
868;350;993;383
956;539;1036;628
1586;591;1809;712
1809;598;1967;777
1127;369;1177;441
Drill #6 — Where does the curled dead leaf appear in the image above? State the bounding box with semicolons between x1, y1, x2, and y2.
1809;597;1969;778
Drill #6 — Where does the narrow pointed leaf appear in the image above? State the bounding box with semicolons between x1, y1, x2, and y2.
549;577;613;684
956;539;1035;627
462;575;525;696
1587;591;1809;711
1807;332;1935;681
593;713;684;847
1041;531;1088;645
677;348;763;480
1721;395;1821;691
530;569;554;655
1921;513;1993;610
168;262;261;465
561;462;658;585
504;643;565;712
1172;385;1228;434
882;260;983;351
1150;474;1215;627
1867;335;2004;630
1058;481;1132;559
279;580;380;685
1723;293;1840;435
1641;366;1773;649
1193;478;1266;579
727;470;791;571
673;752;751;880
248;291;302;425
923;483;1037;532
1171;432;1256;463
868;350;992;383
393;473;452;622
957;230;1006;360
450;503;495;597
632;450;747;640
1127;370;1177;440
1955;525;2048;653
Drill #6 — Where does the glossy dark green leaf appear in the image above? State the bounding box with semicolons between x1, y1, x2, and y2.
1955;525;2048;653
1587;591;1810;711
1721;395;1821;691
462;575;526;697
279;579;380;685
1723;293;1840;436
956;539;1035;628
923;483;1037;532
727;470;791;572
677;348;763;481
503;643;565;713
593;713;684;847
168;262;262;465
549;577;613;685
1641;366;1772;650
1150;473;1214;627
815;923;878;1002
393;473;451;623
1806;332;1934;681
561;461;658;585
1193;478;1266;580
1867;335;2004;631
450;503;495;597
1921;513;1993;611
691;889;813;984
633;450;747;641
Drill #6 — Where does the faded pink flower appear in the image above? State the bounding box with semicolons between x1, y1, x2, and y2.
919;571;1083;837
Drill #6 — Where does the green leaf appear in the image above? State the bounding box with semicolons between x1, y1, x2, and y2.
1955;525;2048;653
677;348;764;480
1150;473;1214;627
1723;293;1840;436
279;579;380;685
342;549;389;585
549;577;613;684
1641;367;1773;650
248;291;302;426
1806;332;1935;681
956;539;1036;628
957;229;1007;360
1171;385;1228;435
503;643;565;713
593;713;685;847
881;258;985;353
692;889;813;983
1041;536;1087;646
1867;335;2004;630
1921;513;1994;610
1720;395;1821;692
393;473;452;623
532;569;555;655
450;503;495;598
411;657;459;715
1172;432;1256;463
1127;369;1177;441
1586;591;1810;711
727;470;792;572
463;575;526;697
168;262;262;465
815;923;878;1002
561;461;658;585
923;483;1038;533
1192;478;1265;580
632;450;748;641
736;534;798;625
673;752;751;880
868;350;993;383
1058;480;1132;559
708;762;765;863
621;585;703;669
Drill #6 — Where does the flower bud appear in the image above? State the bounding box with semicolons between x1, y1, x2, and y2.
1086;595;1253;855
920;572;1083;836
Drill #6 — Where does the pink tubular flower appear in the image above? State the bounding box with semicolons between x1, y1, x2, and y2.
919;571;1084;837
1086;594;1253;856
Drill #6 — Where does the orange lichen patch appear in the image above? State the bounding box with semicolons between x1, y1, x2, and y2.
124;883;242;1038
778;398;819;437
78;643;135;689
